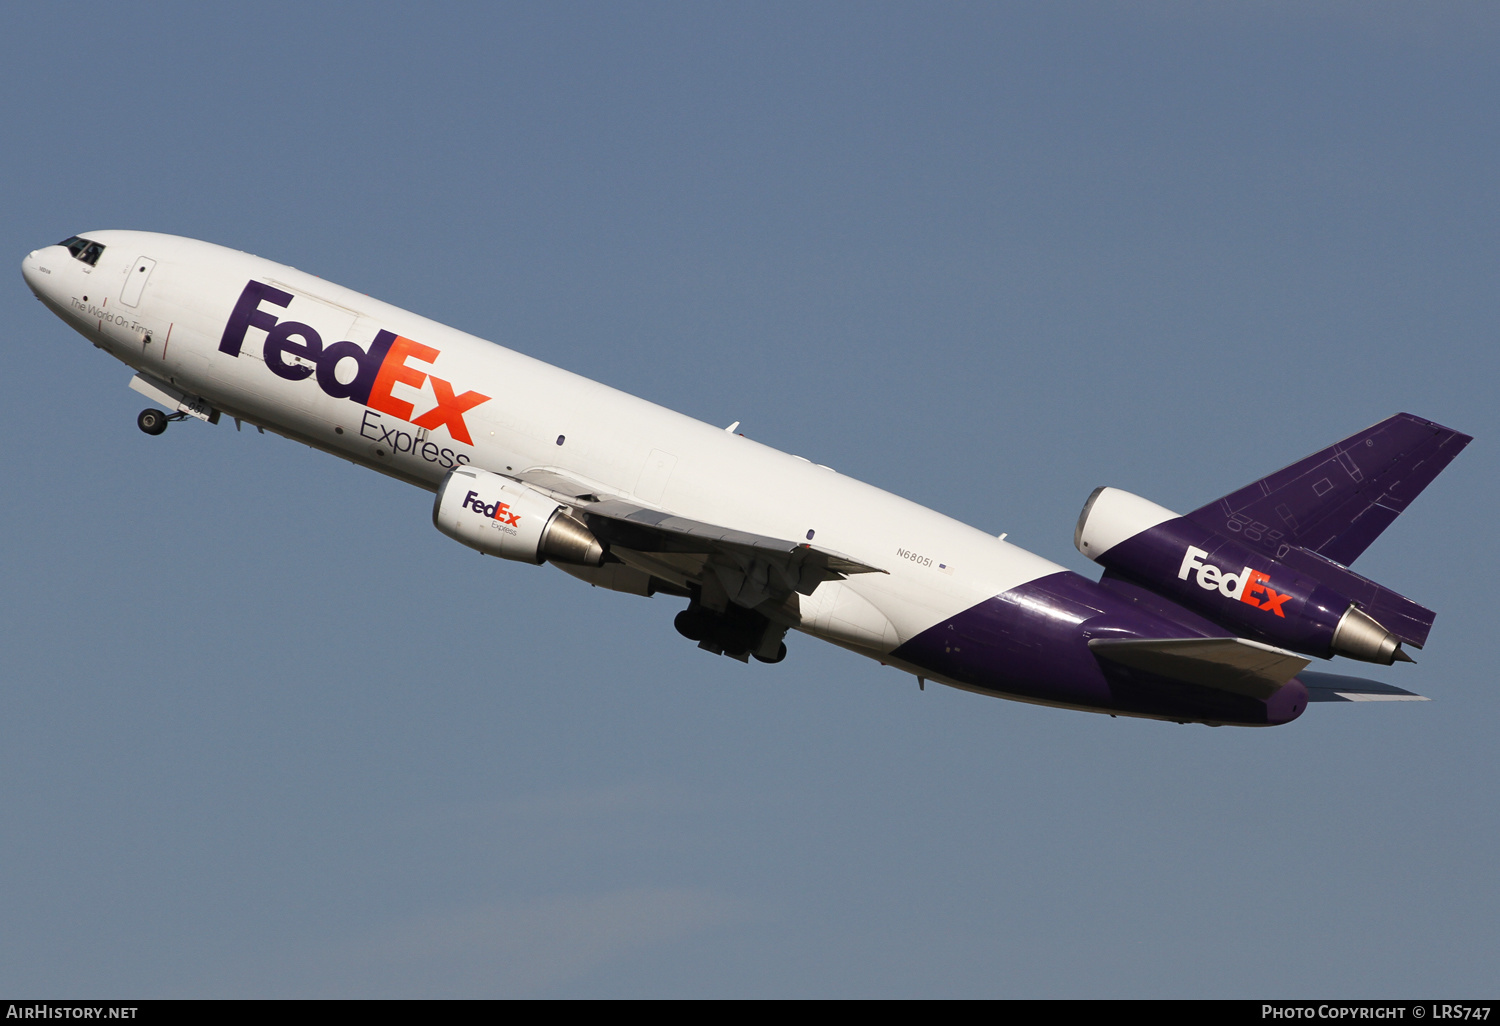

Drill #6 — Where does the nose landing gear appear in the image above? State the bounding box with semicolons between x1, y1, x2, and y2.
137;408;169;435
137;408;190;435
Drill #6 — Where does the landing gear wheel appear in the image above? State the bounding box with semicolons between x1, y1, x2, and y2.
674;609;707;641
137;408;169;435
753;642;788;665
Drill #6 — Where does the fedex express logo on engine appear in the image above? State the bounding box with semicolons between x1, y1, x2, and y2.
1177;546;1290;617
218;281;490;445
462;490;521;527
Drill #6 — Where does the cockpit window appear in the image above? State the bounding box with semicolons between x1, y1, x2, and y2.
57;236;105;267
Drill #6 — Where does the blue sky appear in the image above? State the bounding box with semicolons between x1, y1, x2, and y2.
2;3;1495;996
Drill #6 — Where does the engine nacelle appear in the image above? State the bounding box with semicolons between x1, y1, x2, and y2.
433;467;605;567
1075;487;1410;665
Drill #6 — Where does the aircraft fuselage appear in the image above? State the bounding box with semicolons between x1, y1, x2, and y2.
30;230;1400;727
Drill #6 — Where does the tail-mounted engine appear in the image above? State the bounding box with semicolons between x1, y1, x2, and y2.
1075;487;1420;665
433;467;606;567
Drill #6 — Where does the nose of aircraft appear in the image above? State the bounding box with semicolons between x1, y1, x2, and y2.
21;246;58;298
21;249;42;293
21;244;65;304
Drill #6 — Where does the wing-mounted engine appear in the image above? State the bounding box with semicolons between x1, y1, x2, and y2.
1075;486;1418;664
434;464;890;665
433;467;606;566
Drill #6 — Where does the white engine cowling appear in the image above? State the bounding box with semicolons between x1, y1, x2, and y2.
1074;486;1181;562
433;467;605;566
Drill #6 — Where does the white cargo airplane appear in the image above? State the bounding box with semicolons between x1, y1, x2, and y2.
22;232;1470;726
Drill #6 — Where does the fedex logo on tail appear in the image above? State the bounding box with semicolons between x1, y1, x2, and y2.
219;281;490;445
1177;546;1289;617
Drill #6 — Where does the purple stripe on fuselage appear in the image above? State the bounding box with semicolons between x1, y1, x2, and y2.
892;571;1305;726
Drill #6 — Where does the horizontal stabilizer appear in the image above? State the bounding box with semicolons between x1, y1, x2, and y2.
1187;413;1471;567
1298;671;1429;703
1090;636;1309;700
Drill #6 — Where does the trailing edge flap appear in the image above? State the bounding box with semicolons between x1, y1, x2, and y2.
512;467;886;596
1297;671;1428;703
1089;636;1310;700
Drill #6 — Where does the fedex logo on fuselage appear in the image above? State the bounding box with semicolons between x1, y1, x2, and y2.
218;281;490;445
1177;546;1289;617
461;489;521;527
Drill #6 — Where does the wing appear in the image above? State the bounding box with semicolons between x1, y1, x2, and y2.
513;467;886;611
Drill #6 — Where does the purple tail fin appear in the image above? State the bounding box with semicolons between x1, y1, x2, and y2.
1178;413;1470;649
1186;413;1471;568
